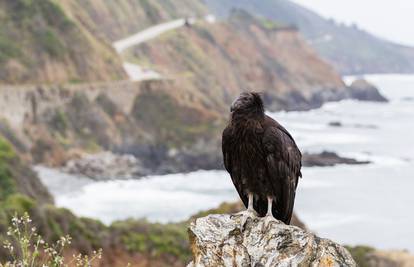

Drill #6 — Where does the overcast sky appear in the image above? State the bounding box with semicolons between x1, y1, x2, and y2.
292;0;414;46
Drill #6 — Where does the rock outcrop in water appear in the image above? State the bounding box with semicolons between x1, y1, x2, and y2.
62;151;151;180
187;214;356;267
303;151;370;167
348;79;388;102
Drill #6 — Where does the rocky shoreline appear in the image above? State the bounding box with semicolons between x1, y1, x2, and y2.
303;151;370;167
62;152;153;180
265;79;388;112
61;150;370;181
54;79;381;181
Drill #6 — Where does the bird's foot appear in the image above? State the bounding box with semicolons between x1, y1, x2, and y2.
234;209;257;232
261;214;278;233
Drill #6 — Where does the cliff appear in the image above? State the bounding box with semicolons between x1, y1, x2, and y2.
0;0;126;84
129;10;348;112
187;214;356;266
0;3;386;170
0;0;210;85
0;80;223;170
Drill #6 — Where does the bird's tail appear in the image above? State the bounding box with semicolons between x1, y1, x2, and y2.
279;178;296;224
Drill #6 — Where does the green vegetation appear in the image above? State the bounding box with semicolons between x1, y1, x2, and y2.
1;194;35;215
0;133;194;264
0;0;125;84
0;35;22;63
132;89;216;148
8;0;74;31
0;196;105;259
0;136;68;245
113;220;190;260
35;29;66;58
0;120;26;153
0;136;16;160
260;18;283;30
6;0;73;45
0;143;374;266
139;0;162;24
169;29;216;81
50;109;69;135
1;213;102;266
345;245;375;267
0;137;17;201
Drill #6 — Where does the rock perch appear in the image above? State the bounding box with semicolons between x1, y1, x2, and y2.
187;214;356;267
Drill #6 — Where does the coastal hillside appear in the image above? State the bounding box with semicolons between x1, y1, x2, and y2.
128;10;347;112
0;135;191;266
0;0;211;85
0;9;385;172
204;0;414;75
0;0;126;84
0;141;309;267
0;80;223;171
59;0;208;41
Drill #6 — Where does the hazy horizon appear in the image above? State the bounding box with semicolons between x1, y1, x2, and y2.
292;0;414;46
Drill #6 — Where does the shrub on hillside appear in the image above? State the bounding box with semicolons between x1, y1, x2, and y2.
1;213;102;267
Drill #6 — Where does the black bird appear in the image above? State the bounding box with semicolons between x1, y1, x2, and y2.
222;92;302;227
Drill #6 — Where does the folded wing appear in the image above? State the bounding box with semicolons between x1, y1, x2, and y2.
263;116;302;224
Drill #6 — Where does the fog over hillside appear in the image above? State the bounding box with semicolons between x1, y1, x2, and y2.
292;0;414;46
204;0;414;75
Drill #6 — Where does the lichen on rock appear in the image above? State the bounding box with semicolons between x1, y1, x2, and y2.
187;214;356;267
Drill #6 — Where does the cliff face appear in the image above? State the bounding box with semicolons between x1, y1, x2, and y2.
188;214;356;267
0;80;223;169
0;6;386;172
0;0;208;85
0;13;365;169
129;10;347;112
0;0;125;84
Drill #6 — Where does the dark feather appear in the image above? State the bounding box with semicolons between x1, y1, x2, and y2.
222;92;302;224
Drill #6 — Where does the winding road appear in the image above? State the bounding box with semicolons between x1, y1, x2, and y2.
113;16;215;81
113;19;188;53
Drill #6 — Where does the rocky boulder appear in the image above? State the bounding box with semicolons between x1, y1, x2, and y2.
348;79;388;102
187;214;356;267
303;151;370;167
62;151;151;180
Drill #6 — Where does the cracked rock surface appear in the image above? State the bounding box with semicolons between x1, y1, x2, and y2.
187;214;356;267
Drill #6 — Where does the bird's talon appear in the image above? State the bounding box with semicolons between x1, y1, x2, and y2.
235;209;257;232
261;215;277;233
235;209;257;217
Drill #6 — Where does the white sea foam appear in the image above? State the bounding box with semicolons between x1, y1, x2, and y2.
41;170;237;224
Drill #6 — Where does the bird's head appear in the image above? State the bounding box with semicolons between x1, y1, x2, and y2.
230;92;264;116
